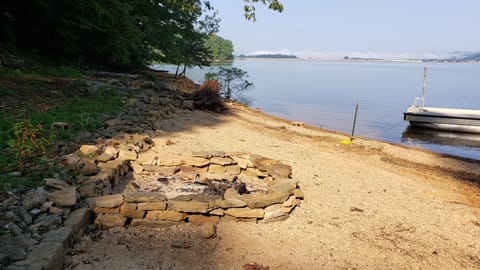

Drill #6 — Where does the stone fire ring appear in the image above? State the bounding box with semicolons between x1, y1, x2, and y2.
93;151;304;227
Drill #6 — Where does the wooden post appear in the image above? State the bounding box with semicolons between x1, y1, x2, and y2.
351;101;359;141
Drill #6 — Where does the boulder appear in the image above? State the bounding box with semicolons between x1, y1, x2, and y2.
79;145;99;156
22;187;49;210
95;194;124;208
47;187;77;207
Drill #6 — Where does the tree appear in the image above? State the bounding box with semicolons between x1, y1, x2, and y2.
243;0;284;21
206;67;253;100
205;35;234;61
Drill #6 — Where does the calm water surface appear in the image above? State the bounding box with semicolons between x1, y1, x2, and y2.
152;60;480;160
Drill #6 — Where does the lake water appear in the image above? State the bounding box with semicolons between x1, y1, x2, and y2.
152;60;480;160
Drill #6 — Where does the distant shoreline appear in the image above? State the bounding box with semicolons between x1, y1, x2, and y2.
234;57;479;64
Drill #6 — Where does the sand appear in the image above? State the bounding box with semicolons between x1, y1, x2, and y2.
65;103;480;270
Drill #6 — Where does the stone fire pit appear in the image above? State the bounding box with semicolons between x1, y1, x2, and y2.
93;151;304;227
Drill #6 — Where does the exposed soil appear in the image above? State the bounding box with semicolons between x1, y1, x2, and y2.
65;103;480;269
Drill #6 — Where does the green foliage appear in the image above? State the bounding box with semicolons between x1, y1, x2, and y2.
0;86;15;97
244;0;284;21
8;120;48;172
205;35;234;61
205;67;253;100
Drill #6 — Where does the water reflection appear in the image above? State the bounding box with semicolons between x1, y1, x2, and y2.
401;126;480;148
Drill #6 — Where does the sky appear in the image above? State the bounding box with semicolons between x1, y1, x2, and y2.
207;0;480;59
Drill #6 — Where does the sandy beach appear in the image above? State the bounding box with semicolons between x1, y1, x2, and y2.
63;101;480;270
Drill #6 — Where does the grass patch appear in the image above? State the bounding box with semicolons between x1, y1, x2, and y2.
0;66;123;190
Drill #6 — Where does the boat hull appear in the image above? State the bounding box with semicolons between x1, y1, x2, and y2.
404;105;480;133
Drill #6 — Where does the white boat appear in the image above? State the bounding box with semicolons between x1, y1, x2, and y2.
403;68;480;134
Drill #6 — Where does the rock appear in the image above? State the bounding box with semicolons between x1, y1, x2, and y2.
226;165;241;175
34;214;62;228
95;194;124;208
146;210;186;222
81;161;98;176
239;192;289;209
188;215;220;224
120;204;145;219
223;188;241;200
142;164;179;175
94;207;120;214
47;187;77;207
199;223;216;238
117;146;138;161
14;207;32;224
64;208;91;239
167;200;211;213
208;164;226;174
182;100;195;110
210;157;233;166
266;163;292;178
42;227;73;248
129;219;182;227
293;189;304;199
157;157;186;166
50;122;70;131
231;156;250;169
224;208;264;218
281;195;298;213
78;183;97;198
22;187;49;210
263;204;287;221
124;192;166;203
251;156;279;171
94;214;127;227
137;201;167;211
95;153;114;162
12;242;64;270
270;179;298;195
79;145;99;156
103;146;119;157
48;206;64;215
209;208;225;216
193;151;226;158
214;199;247;209
40;201;54;212
6;223;23;236
44;178;70;190
1;243;27;261
185;157;210;167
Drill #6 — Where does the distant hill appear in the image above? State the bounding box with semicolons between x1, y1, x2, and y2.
422;52;480;63
237;54;298;59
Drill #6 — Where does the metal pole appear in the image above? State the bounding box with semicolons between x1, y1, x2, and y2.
351;101;359;141
422;67;427;108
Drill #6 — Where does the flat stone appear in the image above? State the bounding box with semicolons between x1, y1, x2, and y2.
12;242;64;270
223;188;241;200
146;210;186;222
117;147;138;161
209;208;225;216
264;204;287;221
44;178;70;190
251;155;279;171
94;207;120;214
95;153;114;162
224;208;264;219
231;156;249;169
214;199;247;209
282;195;297;208
199;223;216;238
210;157;233;166
120;204;145;219
225;165;241;175
79;145;99;156
167;200;211;213
47;187;77;207
208;164;226;174
157;157;186;166
78;183;97;198
267;163;292;178
40;201;54;212
124;192;166;203
34;214;62;228
193;151;225;158
142;164;179;175
22;187;49;210
95;194;124;208
239;192;289;208
187;215;220;224
293;189;304;199
64;208;91;239
51;122;69;130
185;157;210;167
260;214;289;224
103;146;119;157
1;243;27;261
14;207;32;224
130;219;182;227
94;214;127;227
48;206;63;215
270;179;298;195
80;161;98;176
42;227;73;248
137;201;167;211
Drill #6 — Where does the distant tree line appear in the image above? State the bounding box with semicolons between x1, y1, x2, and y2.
0;0;283;70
